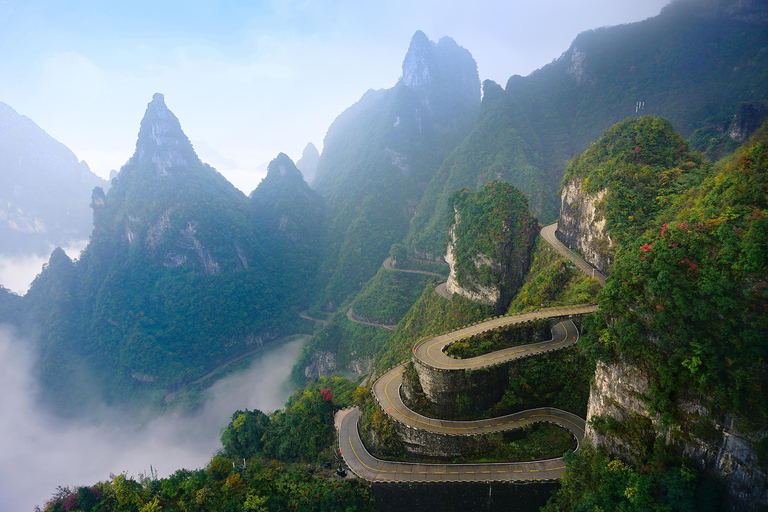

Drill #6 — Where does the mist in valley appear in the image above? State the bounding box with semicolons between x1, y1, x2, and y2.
0;240;88;295
0;326;307;511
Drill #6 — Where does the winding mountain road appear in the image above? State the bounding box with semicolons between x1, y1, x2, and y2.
338;223;604;482
541;223;606;286
383;256;446;278
346;257;448;329
346;307;397;330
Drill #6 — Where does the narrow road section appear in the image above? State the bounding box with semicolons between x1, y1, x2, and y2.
383;256;446;277
346;307;397;330
541;223;606;286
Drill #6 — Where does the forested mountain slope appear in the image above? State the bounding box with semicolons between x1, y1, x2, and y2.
406;0;768;260
545;117;768;511
18;94;322;412
0;102;107;255
309;31;481;312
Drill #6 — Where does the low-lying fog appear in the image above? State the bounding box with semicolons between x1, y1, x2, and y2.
0;240;88;295
0;326;307;511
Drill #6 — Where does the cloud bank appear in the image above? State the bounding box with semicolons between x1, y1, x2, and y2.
0;326;306;511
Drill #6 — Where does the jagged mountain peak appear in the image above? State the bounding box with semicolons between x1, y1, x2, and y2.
402;30;435;90
401;30;480;107
296;142;319;183
127;93;199;175
266;152;304;182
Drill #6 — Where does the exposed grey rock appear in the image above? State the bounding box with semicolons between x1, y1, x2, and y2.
557;178;614;275
586;360;768;511
304;351;337;379
445;201;537;312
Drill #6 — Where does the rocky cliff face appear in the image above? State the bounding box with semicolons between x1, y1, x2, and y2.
92;93;255;275
586;360;768;511
402;30;480;108
444;215;504;306
556;177;614;275
445;182;538;312
308;30;481;312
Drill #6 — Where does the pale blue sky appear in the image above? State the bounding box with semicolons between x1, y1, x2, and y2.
0;0;670;192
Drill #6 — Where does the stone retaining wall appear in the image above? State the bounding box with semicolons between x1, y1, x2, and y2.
412;314;583;417
394;422;501;457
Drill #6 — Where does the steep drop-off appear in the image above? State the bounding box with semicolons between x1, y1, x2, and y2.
444;181;538;312
556;116;705;275
553;118;768;511
406;0;768;243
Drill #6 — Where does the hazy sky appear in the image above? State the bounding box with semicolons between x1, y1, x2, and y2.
0;0;670;193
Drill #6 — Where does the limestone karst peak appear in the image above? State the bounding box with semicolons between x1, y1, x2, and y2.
265;152;304;182
400;30;480;107
295;142;320;183
129;93;199;175
402;30;435;90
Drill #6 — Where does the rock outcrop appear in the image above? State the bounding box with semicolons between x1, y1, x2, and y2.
586;360;768;511
556;177;614;275
444;182;538;313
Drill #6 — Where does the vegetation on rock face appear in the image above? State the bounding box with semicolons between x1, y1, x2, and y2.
447;180;538;308
542;118;768;511
406;0;768;242
563;116;707;247
690;101;768;161
309;31;481;313
506;237;602;314
22;4;768;507
14;95;322;413
585;122;768;429
407;80;549;257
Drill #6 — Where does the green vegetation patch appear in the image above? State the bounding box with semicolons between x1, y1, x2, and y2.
444;319;550;359
562;116;707;247
42;377;375;512
374;281;494;372
350;265;433;325
221;376;357;464
506;237;602;314
585;122;768;429
447;181;538;295
543;445;719;512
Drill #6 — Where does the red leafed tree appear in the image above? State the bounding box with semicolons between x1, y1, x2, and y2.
320;388;333;402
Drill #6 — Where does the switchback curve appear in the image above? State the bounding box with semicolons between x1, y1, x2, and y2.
338;224;604;482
